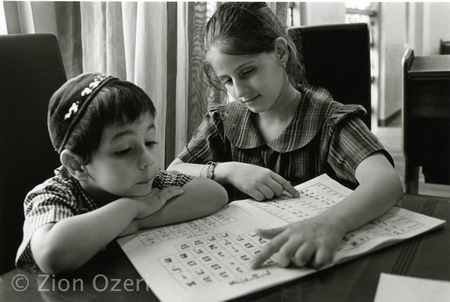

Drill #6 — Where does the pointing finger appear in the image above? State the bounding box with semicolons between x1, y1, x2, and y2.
251;227;288;269
271;174;299;198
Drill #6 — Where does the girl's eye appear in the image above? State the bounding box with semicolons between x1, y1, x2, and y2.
241;68;254;77
222;78;232;86
115;148;131;156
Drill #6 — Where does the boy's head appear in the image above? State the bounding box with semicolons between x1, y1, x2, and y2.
48;72;156;163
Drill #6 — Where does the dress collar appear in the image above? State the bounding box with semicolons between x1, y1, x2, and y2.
222;86;334;153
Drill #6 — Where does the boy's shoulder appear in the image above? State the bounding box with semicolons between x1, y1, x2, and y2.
25;167;81;204
153;170;193;189
24;166;99;217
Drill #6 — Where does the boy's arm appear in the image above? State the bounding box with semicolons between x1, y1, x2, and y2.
128;178;228;233
30;187;183;274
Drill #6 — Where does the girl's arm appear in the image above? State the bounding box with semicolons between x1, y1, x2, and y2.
168;158;299;200
313;152;404;239
30;187;183;274
251;152;403;268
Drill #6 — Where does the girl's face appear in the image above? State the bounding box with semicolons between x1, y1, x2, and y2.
82;112;159;200
206;47;288;113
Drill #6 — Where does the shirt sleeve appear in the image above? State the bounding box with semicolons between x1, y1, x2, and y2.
152;170;193;189
176;106;226;164
16;181;80;270
325;105;394;184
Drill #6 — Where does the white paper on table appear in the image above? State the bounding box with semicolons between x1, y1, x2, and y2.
117;174;445;302
374;273;450;302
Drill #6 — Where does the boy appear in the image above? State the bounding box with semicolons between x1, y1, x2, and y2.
16;72;228;274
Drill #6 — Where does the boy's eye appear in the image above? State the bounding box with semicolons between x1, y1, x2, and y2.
115;148;131;156
146;141;158;148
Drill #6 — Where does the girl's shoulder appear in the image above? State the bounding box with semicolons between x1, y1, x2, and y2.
206;101;248;129
208;101;246;117
300;85;367;125
300;85;335;110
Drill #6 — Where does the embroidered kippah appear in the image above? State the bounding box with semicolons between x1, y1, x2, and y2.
48;72;119;153
63;74;109;121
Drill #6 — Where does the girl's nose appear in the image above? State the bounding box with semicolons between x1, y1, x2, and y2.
233;80;248;99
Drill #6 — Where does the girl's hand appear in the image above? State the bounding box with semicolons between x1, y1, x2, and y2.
223;162;299;201
250;218;345;269
130;186;184;218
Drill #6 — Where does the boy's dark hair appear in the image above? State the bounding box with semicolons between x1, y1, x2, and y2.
48;72;156;163
202;2;307;91
67;82;156;163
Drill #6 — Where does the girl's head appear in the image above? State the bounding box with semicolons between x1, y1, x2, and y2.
48;72;156;164
203;2;306;91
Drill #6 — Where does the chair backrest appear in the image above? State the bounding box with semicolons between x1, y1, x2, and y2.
288;23;372;129
0;34;67;273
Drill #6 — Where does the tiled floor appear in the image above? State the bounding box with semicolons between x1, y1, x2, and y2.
373;117;450;198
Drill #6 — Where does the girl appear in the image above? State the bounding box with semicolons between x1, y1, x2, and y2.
168;2;403;269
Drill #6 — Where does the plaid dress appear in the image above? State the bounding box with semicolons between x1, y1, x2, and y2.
16;167;192;270
178;85;392;200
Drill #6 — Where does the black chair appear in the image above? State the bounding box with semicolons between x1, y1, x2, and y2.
0;34;67;273
288;23;372;129
402;49;450;194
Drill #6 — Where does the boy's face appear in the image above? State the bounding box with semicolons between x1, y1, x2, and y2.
82;112;159;200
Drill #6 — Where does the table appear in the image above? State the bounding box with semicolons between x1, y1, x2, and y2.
1;194;448;302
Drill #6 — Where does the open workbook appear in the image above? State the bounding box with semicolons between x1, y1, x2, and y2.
117;174;445;302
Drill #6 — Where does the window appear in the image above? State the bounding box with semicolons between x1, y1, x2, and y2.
0;1;7;34
345;1;378;82
345;1;379;125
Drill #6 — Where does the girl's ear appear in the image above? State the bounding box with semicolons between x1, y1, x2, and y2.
275;37;289;64
60;150;88;182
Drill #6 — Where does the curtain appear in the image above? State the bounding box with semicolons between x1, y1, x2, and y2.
1;1;288;169
3;1;173;168
78;2;170;168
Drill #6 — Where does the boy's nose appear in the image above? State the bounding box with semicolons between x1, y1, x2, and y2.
139;148;154;170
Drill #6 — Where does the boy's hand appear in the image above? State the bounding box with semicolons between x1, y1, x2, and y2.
131;186;184;218
223;162;299;201
250;218;345;269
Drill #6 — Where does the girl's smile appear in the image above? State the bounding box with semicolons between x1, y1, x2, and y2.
242;95;261;104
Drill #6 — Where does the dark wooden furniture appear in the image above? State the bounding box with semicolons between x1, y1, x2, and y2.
440;39;450;55
0;34;67;274
402;49;450;194
289;23;372;129
1;194;448;302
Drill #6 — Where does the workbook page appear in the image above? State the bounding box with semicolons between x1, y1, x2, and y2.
117;174;445;302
